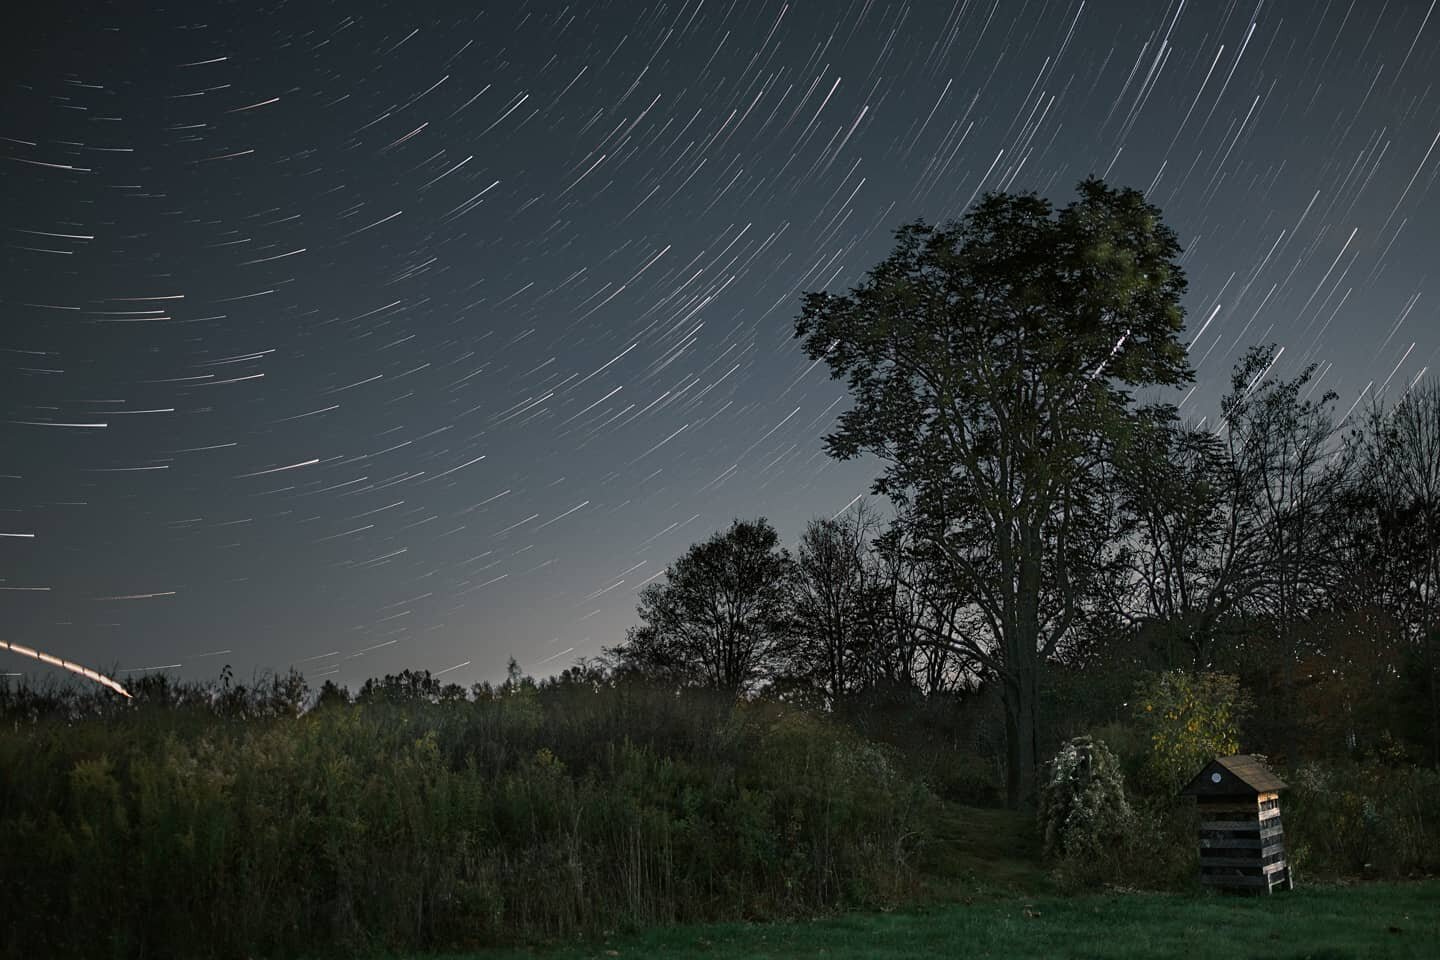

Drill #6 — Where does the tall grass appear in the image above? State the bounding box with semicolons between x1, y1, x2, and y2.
0;673;931;959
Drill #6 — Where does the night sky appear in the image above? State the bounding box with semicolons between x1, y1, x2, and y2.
3;0;1438;690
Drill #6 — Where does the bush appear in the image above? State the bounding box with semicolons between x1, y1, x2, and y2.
1036;736;1202;892
1038;736;1133;863
1132;670;1249;795
1285;760;1440;880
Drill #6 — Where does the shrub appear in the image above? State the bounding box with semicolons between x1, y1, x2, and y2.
1285;760;1440;880
1037;736;1203;892
1038;736;1133;863
1132;670;1249;795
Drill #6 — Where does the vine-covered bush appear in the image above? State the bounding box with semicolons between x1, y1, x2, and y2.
1037;736;1202;891
1038;736;1133;862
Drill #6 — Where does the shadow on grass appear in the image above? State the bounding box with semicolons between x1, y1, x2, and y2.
914;803;1051;899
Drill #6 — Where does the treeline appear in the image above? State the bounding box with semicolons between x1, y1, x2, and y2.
603;350;1440;793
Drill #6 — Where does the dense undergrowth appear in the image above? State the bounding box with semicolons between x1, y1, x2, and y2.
0;672;931;959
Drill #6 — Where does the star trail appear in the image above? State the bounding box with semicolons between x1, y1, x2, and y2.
3;0;1439;688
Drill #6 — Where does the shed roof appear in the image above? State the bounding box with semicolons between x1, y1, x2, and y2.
1179;754;1288;797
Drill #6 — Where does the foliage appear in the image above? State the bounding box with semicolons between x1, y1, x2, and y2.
1109;415;1261;671
1131;670;1248;795
1349;381;1440;765
1034;738;1190;895
1285;759;1440;879
357;667;442;703
1036;735;1207;893
0;671;932;959
784;507;888;709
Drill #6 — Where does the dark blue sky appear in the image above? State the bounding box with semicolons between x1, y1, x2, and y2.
3;0;1438;690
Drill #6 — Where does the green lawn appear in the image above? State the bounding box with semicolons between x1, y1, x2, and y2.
419;881;1439;960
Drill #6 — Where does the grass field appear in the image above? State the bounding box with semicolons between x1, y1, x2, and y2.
419;881;1439;960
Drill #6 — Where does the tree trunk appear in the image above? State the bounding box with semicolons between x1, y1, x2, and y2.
1427;536;1440;769
1427;626;1440;768
1002;668;1040;809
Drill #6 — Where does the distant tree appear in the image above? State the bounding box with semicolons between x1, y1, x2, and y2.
866;516;976;695
1356;380;1440;764
128;671;182;708
1270;396;1421;758
786;504;886;709
264;667;311;718
795;178;1194;807
608;518;796;696
540;657;612;693
1218;345;1352;762
357;668;441;704
312;679;351;710
1109;409;1266;670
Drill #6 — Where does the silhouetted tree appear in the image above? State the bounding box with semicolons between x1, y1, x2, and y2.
358;668;441;704
1219;345;1352;762
785;504;886;709
312;679;352;710
607;518;796;695
795;178;1194;807
866;516;976;695
1355;380;1440;764
1110;411;1251;668
544;657;612;691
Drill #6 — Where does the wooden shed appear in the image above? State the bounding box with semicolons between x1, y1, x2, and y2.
1180;755;1292;894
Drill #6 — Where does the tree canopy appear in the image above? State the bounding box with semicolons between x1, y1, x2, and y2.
606;518;796;695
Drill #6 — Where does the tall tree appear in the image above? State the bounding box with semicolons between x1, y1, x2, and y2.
795;179;1193;807
357;668;441;704
607;518;796;696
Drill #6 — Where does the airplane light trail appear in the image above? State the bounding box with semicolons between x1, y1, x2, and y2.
1;640;133;698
